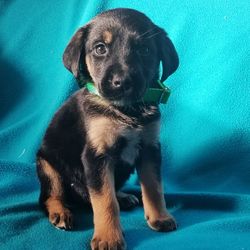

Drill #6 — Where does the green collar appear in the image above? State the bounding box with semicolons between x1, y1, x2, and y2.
78;80;170;104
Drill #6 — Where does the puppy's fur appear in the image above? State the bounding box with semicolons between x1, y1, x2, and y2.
37;8;179;250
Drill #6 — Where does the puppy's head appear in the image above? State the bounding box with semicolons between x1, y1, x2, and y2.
63;8;179;106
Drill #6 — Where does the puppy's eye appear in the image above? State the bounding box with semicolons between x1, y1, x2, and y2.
137;45;150;56
95;43;107;55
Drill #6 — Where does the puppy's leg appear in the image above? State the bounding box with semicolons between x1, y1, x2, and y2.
116;191;139;210
37;158;73;230
136;144;177;232
82;147;126;250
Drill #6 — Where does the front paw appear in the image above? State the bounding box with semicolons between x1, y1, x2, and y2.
116;192;139;210
91;233;126;250
147;215;177;232
49;209;73;230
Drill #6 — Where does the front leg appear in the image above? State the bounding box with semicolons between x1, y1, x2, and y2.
136;143;177;232
82;146;126;250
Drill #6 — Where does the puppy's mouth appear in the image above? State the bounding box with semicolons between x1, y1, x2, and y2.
98;83;148;107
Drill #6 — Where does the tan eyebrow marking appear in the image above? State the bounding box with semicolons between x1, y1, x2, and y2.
103;31;113;44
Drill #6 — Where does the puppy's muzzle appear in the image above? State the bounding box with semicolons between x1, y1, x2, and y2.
110;74;133;94
98;60;147;104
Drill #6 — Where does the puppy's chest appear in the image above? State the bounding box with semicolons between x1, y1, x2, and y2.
119;128;141;165
87;117;159;165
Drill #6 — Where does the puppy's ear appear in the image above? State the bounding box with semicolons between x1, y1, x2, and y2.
63;25;90;80
157;28;179;82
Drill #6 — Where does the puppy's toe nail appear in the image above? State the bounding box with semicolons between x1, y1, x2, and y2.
99;241;108;250
117;193;139;210
50;213;60;225
57;221;67;230
129;195;139;204
91;238;99;250
49;210;73;230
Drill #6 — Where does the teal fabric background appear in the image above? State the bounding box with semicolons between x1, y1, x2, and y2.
0;0;250;249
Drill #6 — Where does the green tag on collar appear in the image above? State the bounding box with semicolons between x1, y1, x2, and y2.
143;80;171;104
81;80;170;104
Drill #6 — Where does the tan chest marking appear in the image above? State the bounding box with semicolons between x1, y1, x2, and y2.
87;116;122;155
87;116;160;164
120;120;160;164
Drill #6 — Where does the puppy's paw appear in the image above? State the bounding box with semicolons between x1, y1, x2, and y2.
116;192;139;210
147;215;177;232
91;235;126;250
49;209;73;230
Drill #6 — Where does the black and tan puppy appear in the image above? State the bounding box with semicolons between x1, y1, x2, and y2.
36;8;179;250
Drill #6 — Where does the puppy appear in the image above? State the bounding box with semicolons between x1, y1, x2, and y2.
36;8;179;250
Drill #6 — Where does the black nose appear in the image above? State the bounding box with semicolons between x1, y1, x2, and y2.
112;75;132;92
113;79;122;88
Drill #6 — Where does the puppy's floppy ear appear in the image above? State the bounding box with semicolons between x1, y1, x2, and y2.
156;28;179;82
63;25;90;80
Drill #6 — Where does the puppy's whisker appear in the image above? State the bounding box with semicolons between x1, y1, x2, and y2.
137;27;157;39
145;30;163;39
137;29;152;39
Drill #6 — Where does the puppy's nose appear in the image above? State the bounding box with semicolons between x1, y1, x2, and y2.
112;75;132;92
112;79;122;88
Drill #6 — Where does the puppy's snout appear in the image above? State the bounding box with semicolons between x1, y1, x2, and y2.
112;77;122;88
111;75;132;92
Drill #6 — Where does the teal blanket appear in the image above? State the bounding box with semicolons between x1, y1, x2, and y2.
0;0;250;249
